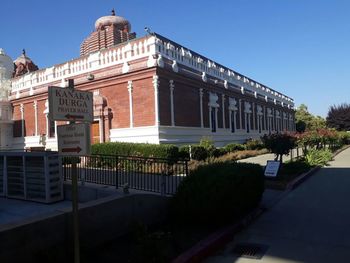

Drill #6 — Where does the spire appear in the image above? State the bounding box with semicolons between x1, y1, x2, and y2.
111;8;115;16
22;49;26;56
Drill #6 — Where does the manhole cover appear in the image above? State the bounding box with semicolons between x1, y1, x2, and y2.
232;243;269;260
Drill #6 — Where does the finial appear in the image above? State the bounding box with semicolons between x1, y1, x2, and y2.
22;49;26;56
111;9;115;16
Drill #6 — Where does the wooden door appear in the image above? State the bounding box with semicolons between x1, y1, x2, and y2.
91;121;100;144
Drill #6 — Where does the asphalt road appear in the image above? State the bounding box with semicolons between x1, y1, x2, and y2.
204;147;350;263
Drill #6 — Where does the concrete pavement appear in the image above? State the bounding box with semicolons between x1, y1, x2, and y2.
204;147;350;263
238;148;302;166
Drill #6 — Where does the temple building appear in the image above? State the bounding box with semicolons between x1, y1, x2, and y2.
3;10;295;150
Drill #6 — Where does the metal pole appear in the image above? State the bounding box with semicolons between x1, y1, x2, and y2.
68;79;80;263
71;161;80;263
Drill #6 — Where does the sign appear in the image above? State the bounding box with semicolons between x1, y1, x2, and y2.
57;123;91;156
48;86;93;122
264;160;281;177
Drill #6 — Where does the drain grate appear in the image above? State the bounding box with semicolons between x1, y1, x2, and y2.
232;243;269;260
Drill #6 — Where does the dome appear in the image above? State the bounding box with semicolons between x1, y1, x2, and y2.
94;9;131;32
0;49;14;80
13;49;39;77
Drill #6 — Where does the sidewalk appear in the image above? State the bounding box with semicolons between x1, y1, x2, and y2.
238;148;302;166
204;147;350;263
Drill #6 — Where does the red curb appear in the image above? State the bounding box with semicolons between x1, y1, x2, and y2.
171;207;264;263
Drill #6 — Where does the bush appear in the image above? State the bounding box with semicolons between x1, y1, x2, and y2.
279;159;312;176
178;145;190;159
262;133;296;162
245;139;264;150
199;137;216;157
225;143;246;152
305;149;333;166
170;162;264;226
190;145;208;161
91;142;179;159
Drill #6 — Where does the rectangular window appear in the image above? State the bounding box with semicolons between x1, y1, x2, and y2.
231;111;235;133
49;120;55;138
211;108;216;133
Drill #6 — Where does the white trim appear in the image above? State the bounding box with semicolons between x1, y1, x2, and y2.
109;125;269;147
127;80;133;128
33;100;38;136
153;75;160;126
199;88;204;128
169;80;175;126
222;94;225;129
20;103;24;137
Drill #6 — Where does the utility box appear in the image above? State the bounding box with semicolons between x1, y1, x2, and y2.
0;152;63;203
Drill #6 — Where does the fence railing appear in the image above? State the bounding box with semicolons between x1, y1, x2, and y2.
62;155;188;195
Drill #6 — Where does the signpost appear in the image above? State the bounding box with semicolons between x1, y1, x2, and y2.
57;123;90;156
49;79;93;263
264;160;281;177
48;85;93;122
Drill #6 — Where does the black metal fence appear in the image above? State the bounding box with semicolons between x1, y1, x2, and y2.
62;155;188;195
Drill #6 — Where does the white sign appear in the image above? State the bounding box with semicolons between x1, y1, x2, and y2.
48;86;93;122
57;123;91;156
264;160;281;177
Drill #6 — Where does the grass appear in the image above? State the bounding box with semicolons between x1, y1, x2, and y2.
265;158;314;190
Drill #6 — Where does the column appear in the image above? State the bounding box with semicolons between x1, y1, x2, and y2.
33;101;38;136
199;88;204;128
20;104;24;137
169;80;175;126
127;80;133;128
152;75;160;126
222;94;225;129
239;99;242;130
252;102;256;130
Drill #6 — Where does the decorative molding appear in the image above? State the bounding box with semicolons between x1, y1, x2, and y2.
208;92;219;108
172;60;179;73
169;80;175;127
157;55;164;68
152;75;160;126
199;88;204;128
122;62;130;73
202;72;207;82
127;80;133;128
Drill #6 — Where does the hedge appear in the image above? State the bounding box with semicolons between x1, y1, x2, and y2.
170;162;264;226
91;142;179;159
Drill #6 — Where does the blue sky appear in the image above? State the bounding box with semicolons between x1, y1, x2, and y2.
1;0;349;117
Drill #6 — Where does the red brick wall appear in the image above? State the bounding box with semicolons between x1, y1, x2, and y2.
172;82;201;127
101;82;130;128
23;102;35;136
132;78;155;127
158;78;171;126
37;100;46;135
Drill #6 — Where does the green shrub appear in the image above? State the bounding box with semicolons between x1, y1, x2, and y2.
91;142;179;159
279;159;312;176
225;143;246;152
305;149;333;166
170;162;264;226
190;145;208;161
178;145;190;159
199;136;216;157
245;139;264;150
262;133;296;162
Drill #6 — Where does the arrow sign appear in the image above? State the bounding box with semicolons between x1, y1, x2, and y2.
65;114;84;120
57;123;90;156
61;146;82;153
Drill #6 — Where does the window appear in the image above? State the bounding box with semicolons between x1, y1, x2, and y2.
211;108;216;132
231;111;235;133
49;120;55;138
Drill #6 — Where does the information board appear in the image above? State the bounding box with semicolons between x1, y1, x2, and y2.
264;160;281;177
48;86;93;122
57;123;91;156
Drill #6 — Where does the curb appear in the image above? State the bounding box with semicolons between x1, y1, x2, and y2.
172;145;350;263
172;207;265;263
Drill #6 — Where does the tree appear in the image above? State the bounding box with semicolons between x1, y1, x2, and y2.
261;133;296;162
326;103;350;131
295;104;326;132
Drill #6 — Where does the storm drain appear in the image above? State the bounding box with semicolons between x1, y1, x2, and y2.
232;243;269;260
